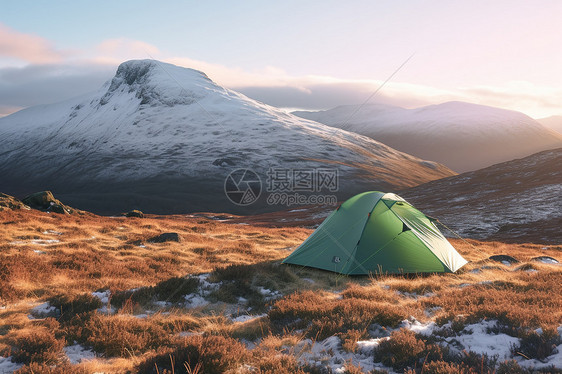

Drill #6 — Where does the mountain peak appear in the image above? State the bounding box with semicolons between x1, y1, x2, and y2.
101;59;213;107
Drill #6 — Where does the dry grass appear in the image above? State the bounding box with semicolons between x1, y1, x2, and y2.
0;208;560;372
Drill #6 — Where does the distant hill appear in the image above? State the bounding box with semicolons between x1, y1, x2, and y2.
538;115;562;135
239;148;562;244
401;148;562;244
0;60;453;214
294;102;562;172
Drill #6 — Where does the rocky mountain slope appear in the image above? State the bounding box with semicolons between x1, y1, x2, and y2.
402;148;562;244
294;102;562;172
0;60;453;214
235;148;561;244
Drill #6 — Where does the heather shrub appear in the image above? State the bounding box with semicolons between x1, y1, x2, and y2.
374;328;426;370
112;276;200;307
48;293;102;322
9;328;65;365
137;334;248;374
496;360;530;374
14;362;88;374
341;329;368;353
512;327;561;360
269;291;405;339
252;351;306;374
70;313;169;357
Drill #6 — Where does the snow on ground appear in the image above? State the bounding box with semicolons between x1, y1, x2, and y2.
231;313;267;323
181;273;219;309
257;286;282;300
92;290;115;314
400;318;437;336
294;335;394;373
29;302;58;319
518;326;562;369
64;344;96;364
184;294;209;309
442;320;518;360
42;230;62;235
291;318;562;372
0;357;22;373
9;239;60;245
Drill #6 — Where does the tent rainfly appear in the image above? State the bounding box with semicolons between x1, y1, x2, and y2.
282;191;467;275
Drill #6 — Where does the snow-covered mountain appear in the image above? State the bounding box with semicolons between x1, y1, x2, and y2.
294;102;562;172
402;148;562;244
0;60;453;214
239;148;561;243
538;115;562;135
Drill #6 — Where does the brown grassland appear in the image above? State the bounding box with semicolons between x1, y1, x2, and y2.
0;208;560;373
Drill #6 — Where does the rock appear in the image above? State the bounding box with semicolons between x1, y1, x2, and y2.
531;256;559;264
0;192;30;211
22;191;72;214
488;255;520;264
148;232;181;243
126;210;144;218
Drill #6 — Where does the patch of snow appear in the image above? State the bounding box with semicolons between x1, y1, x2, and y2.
33;249;46;254
0;357;23;373
32;239;60;245
10;239;60;245
294;335;394;373
400;317;437;336
231;313;267;323
501;260;512;266
42;230;62;235
64;344;95;364
153;300;172;308
517;326;562;369
443;320;518;360
425;306;442;317
184;294;208;309
92;290;115;314
257;286;282;300
356;337;390;354
30;302;58;318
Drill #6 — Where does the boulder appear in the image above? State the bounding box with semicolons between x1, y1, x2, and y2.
21;191;73;214
488;255;520;265
148;232;181;243
0;193;30;211
126;210;144;218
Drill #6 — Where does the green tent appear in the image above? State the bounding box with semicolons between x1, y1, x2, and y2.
283;191;467;275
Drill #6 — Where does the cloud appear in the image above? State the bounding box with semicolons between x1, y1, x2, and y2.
0;32;560;119
0;23;64;64
458;83;562;117
0;63;114;110
92;38;161;64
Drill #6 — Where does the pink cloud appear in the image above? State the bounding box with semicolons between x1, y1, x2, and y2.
0;23;63;64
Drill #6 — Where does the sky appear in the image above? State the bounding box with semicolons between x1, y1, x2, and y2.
0;0;561;118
